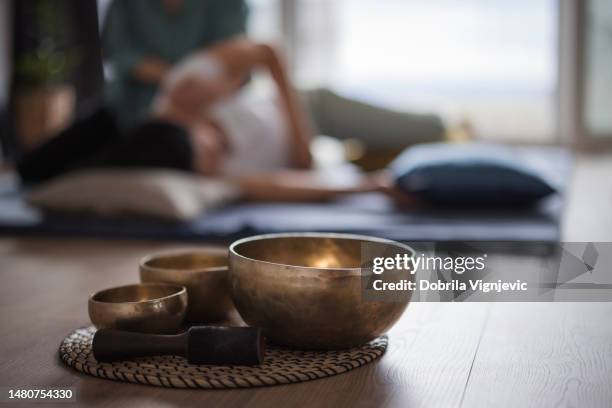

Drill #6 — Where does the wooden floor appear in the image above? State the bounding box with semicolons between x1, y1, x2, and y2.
0;153;611;407
0;238;611;407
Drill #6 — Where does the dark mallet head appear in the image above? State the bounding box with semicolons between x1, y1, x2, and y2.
187;326;265;365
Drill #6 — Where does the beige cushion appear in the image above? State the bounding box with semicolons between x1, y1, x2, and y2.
27;169;240;221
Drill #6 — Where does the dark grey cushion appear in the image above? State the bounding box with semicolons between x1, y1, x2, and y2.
390;143;557;206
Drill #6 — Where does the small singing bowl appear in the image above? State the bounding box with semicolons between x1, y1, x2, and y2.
139;249;235;323
88;283;187;334
229;233;414;350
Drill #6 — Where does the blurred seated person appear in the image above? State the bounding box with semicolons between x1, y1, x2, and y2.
103;0;445;148
103;0;248;128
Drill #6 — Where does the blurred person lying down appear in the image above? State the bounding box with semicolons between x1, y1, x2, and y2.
153;39;316;186
17;39;401;202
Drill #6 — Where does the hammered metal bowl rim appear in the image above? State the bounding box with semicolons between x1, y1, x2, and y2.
229;232;415;275
139;249;228;275
89;283;187;305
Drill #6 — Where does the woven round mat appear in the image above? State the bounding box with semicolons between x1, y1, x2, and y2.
59;326;388;389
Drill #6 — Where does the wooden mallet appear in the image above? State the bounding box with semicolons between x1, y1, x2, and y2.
92;326;265;365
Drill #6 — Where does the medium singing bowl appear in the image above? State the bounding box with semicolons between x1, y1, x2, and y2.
88;283;187;334
140;249;235;322
229;233;414;349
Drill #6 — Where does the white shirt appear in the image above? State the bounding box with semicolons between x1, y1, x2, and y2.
157;54;290;176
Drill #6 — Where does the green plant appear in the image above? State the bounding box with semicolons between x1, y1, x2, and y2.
14;0;82;87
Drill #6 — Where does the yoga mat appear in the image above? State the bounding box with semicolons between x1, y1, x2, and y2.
0;147;571;243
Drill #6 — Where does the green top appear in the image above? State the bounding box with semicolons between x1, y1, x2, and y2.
102;0;247;127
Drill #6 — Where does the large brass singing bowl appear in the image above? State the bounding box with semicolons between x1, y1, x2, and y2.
229;233;414;349
140;249;235;322
88;283;187;334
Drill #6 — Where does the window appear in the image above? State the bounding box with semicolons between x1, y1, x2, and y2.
584;0;612;138
249;0;558;142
